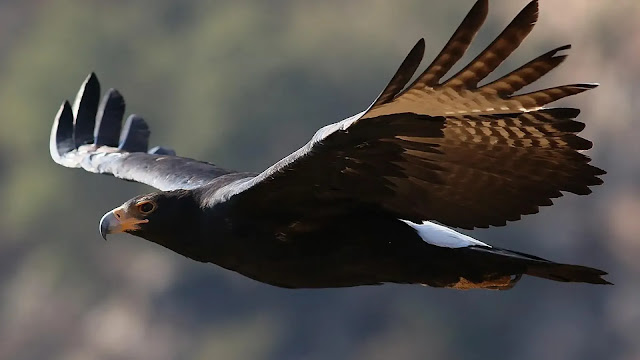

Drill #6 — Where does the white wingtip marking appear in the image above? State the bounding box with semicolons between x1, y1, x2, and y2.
400;220;490;248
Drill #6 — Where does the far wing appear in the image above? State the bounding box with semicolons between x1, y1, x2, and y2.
50;73;232;191
217;0;604;230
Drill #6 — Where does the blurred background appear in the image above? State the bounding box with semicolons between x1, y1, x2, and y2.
0;0;638;359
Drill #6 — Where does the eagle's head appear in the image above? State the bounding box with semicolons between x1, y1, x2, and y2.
99;189;202;254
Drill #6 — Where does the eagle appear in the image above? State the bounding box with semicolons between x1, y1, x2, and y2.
50;0;610;290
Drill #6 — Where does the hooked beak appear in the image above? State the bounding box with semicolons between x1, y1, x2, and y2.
99;206;149;240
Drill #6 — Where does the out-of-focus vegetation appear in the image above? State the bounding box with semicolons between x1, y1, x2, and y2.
0;0;638;359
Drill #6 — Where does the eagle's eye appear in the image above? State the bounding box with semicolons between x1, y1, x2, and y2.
137;201;155;214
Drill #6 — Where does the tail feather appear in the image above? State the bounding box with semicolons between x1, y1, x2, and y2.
526;262;612;285
464;246;611;286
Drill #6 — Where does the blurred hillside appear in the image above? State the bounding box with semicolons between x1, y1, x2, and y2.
0;0;639;359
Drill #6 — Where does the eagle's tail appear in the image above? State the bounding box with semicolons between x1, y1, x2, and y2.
524;261;611;284
467;246;612;285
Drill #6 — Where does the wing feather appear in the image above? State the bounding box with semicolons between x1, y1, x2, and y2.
94;88;125;147
118;115;150;152
480;45;570;96
509;83;598;108
370;39;425;107
222;0;604;230
444;0;538;89
50;74;235;191
411;0;489;88
72;73;101;147
362;0;583;119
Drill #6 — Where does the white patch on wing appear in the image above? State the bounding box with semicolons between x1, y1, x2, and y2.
400;220;490;248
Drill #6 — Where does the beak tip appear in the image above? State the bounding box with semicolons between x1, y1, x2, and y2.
99;211;114;241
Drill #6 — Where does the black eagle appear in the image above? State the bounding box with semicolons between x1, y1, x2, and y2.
50;0;610;289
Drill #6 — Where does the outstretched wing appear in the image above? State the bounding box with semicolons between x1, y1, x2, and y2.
220;0;605;229
50;73;233;191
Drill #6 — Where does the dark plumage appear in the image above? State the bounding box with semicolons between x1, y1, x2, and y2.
51;0;610;289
